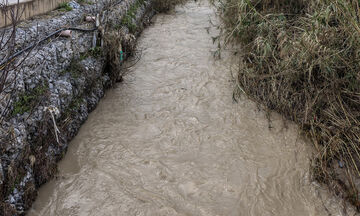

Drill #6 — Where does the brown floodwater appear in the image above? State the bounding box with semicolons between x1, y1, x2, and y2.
28;1;358;215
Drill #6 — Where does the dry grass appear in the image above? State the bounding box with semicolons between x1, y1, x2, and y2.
211;0;360;208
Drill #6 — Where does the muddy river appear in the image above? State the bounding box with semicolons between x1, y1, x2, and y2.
28;1;357;215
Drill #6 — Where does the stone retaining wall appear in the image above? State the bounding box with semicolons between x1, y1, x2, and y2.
0;0;156;214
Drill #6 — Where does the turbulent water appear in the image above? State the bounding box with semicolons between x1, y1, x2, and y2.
28;1;357;216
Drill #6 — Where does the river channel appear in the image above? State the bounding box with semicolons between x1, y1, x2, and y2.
28;1;357;215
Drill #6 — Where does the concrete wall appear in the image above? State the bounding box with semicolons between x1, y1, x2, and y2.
0;0;68;27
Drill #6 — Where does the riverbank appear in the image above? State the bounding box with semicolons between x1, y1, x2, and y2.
0;0;181;214
210;0;360;210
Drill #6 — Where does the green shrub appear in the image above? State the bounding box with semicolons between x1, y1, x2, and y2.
58;2;72;11
12;84;48;116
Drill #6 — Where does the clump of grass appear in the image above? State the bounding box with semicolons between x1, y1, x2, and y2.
120;0;145;33
211;0;360;208
66;59;86;79
63;97;84;119
121;14;137;33
89;46;103;58
12;83;48;116
58;2;72;11
79;47;103;61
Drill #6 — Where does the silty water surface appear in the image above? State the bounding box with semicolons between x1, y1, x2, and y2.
28;1;357;215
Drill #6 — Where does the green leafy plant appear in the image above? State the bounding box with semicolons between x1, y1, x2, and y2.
58;2;72;11
12;84;48;116
89;47;103;58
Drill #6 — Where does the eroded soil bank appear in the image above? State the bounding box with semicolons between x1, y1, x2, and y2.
28;1;358;215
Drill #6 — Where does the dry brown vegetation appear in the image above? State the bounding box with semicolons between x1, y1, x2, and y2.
210;0;360;208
